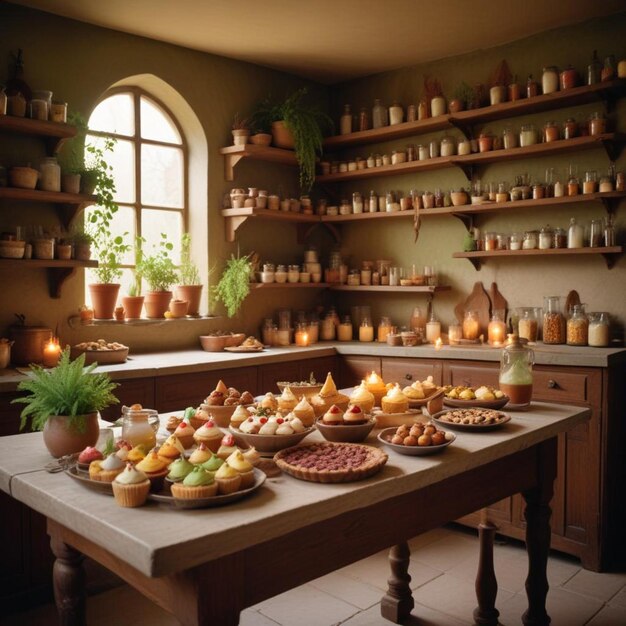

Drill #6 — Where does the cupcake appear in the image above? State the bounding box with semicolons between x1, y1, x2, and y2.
421;376;437;395
167;457;194;482
403;384;424;400
127;444;148;464
381;384;409;414
112;463;151;507
277;386;298;412
260;392;278;412
165;415;183;432
158;434;185;463
188;407;210;431
78;446;103;469
217;433;238;460
173;421;195;448
200;452;224;473
135;450;169;492
188;442;212;465
365;371;387;406
226;450;255;488
115;441;132;462
242;446;261;466
230;405;250;429
89;453;124;482
349;381;376;413
171;466;218;499
193;419;223;452
343;404;367;425
215;462;242;495
322;404;344;425
292;396;315;427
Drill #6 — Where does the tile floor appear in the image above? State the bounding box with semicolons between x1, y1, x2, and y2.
2;524;625;626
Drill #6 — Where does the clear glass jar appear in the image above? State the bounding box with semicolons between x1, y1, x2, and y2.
539;225;553;249
359;317;374;342
288;264;300;283
567;304;589;346
509;232;523;250
567;217;584;248
377;316;392;342
589;112;607;136
39;157;61;192
588;312;610;347
352;191;363;213
496;233;509;250
429;140;440;158
517;308;539;342
337;316;353;341
261;263;275;284
589;219;603;248
275;264;287;283
563;118;578;139
121;405;158;449
543;296;566;344
553;227;567;249
542;66;559;94
440;136;455;156
499;334;534;407
519;124;538;147
484;231;497;251
389;102;404;125
372;99;387;128
462;310;480;340
523;230;538;249
502;126;518;149
587;50;602;85
543;121;559;142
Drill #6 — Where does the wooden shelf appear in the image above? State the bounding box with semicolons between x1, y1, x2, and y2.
453;246;623;270
321;79;626;150
0;115;76;154
221;207;318;242
0;187;98;228
329;285;450;293
0;258;98;298
219;144;298;181
252;282;330;289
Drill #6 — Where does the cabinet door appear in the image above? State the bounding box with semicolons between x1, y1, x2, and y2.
0;392;24;436
444;362;499;388
100;377;155;421
258;361;302;394
338;355;381;389
300;356;338;385
155;371;215;412
381;358;443;386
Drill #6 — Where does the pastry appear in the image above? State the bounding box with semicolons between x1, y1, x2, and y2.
173;421;195;448
127;444;148;464
403;383;424;400
322;404;344;425
224;396;240;406
214;462;242;494
188;442;212;465
135;450;169;491
158;434;185;463
286;414;306;433
217;433;238;460
275;420;295;435
215;379;229;395
115;441;132;462
77;446;103;468
167;457;194;482
242;446;261;466
89;453;124;482
165;415;183;432
200;452;224;473
381;384;409;414
112;463;151;507
227;387;241;399
193;419;223;452
292;396;315;427
204;390;225;406
349;381;376;413
239;416;259;434
343;404;367;425
421;376;437;395
240;391;255;405
258;419;278;435
226;450;255;488
188;407;210;430
171;466;218;499
277;386;298;412
230;405;250;429
260;392;278;411
311;372;350;416
364;371;387;406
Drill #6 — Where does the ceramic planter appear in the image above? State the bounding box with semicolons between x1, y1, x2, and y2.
75;243;92;261
121;295;145;319
250;133;272;146
448;99;464;113
9;325;52;365
43;413;99;458
271;121;295;149
56;243;72;260
61;173;81;194
168;299;189;318
232;129;250;146
175;284;203;316
89;283;121;319
144;290;173;319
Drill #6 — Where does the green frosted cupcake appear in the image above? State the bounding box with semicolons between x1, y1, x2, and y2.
167;457;194;482
200;453;224;473
171;466;218;499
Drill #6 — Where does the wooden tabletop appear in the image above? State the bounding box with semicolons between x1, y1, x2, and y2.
0;402;588;578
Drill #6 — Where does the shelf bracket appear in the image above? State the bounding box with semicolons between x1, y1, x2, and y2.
601;140;624;163
452;212;474;230
296;222;341;244
224;154;244;181
599;195;619;215
461;257;482;271
601;252;620;269
451;160;474;181
224;216;248;242
48;267;77;298
449;119;474;141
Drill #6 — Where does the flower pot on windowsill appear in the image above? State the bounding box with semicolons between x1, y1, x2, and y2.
144;290;173;319
175;284;203;316
61;173;81;194
43;412;100;458
121;295;145;320
88;283;120;320
232;129;250;146
271;121;295;149
168;299;189;319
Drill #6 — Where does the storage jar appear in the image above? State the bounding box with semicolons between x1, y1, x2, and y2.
567;305;588;346
541;66;559;94
543;296;565;344
588;313;609;347
39;157;61;192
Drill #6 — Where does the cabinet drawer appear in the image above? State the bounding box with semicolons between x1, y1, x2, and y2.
532;368;589;404
381;358;442;386
447;363;499;388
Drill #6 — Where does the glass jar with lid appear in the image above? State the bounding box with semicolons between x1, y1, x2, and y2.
339;198;351;215
523;230;539;249
352;191;363;213
39;157;61;192
347;269;360;286
499;334;534;407
462;310;480;340
502;126;518;150
121;405;158;449
567;304;589;346
539;225;553;249
589;112;607;136
543;121;559;142
517;308;539;342
543;296;566;344
496;233;509;250
509;232;523;250
520;124;538;147
457;137;472;155
261;263;275;284
288;264;300;283
563;118;578;139
542;66;559;94
588;312;610;347
553;227;567;249
440;136;456;157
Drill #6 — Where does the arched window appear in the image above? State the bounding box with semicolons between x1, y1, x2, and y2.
85;87;187;294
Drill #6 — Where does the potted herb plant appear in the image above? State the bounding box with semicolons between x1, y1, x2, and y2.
175;233;203;317
121;236;145;320
137;234;178;319
12;348;119;458
450;82;474;113
70;224;93;261
214;254;253;318
231;113;251;146
251;88;332;191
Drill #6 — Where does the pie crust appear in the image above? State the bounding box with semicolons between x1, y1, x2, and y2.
274;442;388;483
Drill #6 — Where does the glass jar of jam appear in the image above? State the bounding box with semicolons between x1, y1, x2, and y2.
560;65;578;90
589;112;607;136
543;121;559;142
563;118;578;139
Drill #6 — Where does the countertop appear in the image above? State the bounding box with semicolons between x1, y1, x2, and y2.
1;342;624;393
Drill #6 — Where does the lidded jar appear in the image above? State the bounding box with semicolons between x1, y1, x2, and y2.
542;66;559;94
462;310;480;340
542;296;566;344
121;405;158;449
567;304;589;346
499;335;534;407
588;312;610;347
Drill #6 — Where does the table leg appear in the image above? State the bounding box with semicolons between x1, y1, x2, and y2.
380;541;414;623
473;511;500;626
522;439;556;626
50;534;86;626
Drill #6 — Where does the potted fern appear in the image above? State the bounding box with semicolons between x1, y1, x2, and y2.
121;236;145;320
137;233;178;319
12;348;119;458
214;254;253;318
175;233;203;317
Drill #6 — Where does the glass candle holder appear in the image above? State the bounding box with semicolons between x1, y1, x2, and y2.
359;317;375;342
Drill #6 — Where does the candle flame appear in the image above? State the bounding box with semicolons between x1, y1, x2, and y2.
435;337;442;350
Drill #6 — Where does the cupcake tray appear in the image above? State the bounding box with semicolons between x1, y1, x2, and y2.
65;465;266;508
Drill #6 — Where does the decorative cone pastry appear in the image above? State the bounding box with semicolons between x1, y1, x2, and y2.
311;372;349;416
215;379;229;395
349;381;375;413
277;386;298;412
292;396;315;427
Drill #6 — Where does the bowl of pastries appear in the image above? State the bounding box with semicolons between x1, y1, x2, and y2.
442;385;509;409
70;339;129;365
198;380;256;427
315;404;375;443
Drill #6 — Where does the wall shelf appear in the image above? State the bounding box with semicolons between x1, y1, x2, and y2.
0;115;76;154
329;285;450;293
252;282;329;289
221;207;318;242
453;246;623;270
219;144;298;181
0;258;98;298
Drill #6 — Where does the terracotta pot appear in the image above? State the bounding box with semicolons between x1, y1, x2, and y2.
250;133;272;146
75;243;91;261
448;99;464;113
56;243;72;260
271;121;295;149
232;129;250;146
169;299;189;318
144;290;173;319
61;173;81;194
121;295;145;319
88;283;121;320
175;284;203;316
43;413;99;458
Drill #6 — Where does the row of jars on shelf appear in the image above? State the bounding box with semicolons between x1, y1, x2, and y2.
0;88;68;122
337;53;624;133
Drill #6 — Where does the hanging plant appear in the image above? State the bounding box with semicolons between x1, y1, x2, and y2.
213;254;253;318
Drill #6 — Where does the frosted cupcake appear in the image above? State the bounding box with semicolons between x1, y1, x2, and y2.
292;396;315;427
343;404;367;425
322;404;344;425
135;450;169;492
89;453;124;482
200;452;224;473
158;434;185;463
259;392;278;412
226;450;255;488
167;457;194;483
217;433;238;460
193;419;223;452
349;381;376;413
215;462;242;494
171;466;218;499
230;405;250;430
188;442;212;465
112;463;150;507
173;421;195;448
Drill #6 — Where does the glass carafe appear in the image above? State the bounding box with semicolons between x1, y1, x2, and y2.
121;405;159;450
499;335;534;407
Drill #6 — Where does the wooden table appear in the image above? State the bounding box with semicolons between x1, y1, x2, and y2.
0;402;588;626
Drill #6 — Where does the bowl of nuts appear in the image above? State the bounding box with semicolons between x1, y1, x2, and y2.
377;422;455;456
70;340;129;365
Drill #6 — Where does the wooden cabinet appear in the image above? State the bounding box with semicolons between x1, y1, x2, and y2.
258;355;338;393
0;391;24;437
338;355;381;388
381;357;442;386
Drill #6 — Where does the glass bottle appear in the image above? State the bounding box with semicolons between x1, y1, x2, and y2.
340;104;352;135
320;312;336;341
587;50;602;85
121;405;158;449
604;215;616;247
410;306;427;339
499;335;534;407
588;312;610;347
567;217;584;248
372;99;387;128
543;296;566;344
601;55;616;82
589;219;603;248
358;107;369;131
425;312;441;344
567;304;589;346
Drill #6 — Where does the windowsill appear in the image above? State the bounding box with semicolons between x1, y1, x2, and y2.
67;315;221;329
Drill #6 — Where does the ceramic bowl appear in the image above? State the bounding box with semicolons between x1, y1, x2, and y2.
377;427;455;456
315;418;375;443
9;166;38;189
450;191;469;207
276;382;323;398
69;345;129;365
199;335;228;352
0;240;26;259
224;333;245;347
250;133;272;146
228;426;314;454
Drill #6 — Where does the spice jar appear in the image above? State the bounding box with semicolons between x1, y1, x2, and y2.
495;182;508;203
462;310;480;340
519;124;538;147
457;137;472;155
543;296;565;344
496;233;509;250
368;190;378;212
39;157;61;192
29;99;48;121
287;264;300;283
275;264;287;283
542;66;559;94
509;232;523;250
560;66;578;90
553;227;567;248
599;175;613;193
386;191;400;212
339;198;351;215
567;171;580;196
359;108;369;131
523;230;539;249
372;99;387;128
347;269;360;286
422;191;434;209
588;313;610;347
539;225;553;249
389;102;404;126
563;118;578;139
533;183;545;200
543;121;559;142
352;192;363;213
484;231;497;251
440;136;455;157
502;126;518;149
517;308;539;342
567;305;588;346
589;112;607;136
337;316;353;342
261;263;275;284
377;317;392;343
478;132;493;153
589;219;603;248
583;171;597;194
567;217;584;248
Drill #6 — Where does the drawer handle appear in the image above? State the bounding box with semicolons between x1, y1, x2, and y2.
547;379;558;389
405;374;413;381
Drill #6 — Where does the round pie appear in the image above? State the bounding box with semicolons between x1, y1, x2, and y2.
274;442;387;483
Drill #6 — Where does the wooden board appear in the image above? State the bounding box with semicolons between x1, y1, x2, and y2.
565;290;581;316
489;283;508;321
455;282;491;336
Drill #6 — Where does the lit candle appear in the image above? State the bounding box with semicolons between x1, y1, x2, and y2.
448;324;463;343
426;318;441;343
42;338;61;368
295;330;310;347
488;318;507;346
435;337;443;350
359;318;374;342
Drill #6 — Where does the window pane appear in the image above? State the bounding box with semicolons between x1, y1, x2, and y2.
140;97;181;144
85;204;136;266
141;145;183;208
87;134;135;204
141;209;182;265
89;94;134;136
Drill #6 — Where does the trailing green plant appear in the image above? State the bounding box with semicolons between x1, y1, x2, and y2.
213;254;253;318
91;231;129;284
12;348;119;433
137;233;178;292
251;88;332;191
178;233;200;285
